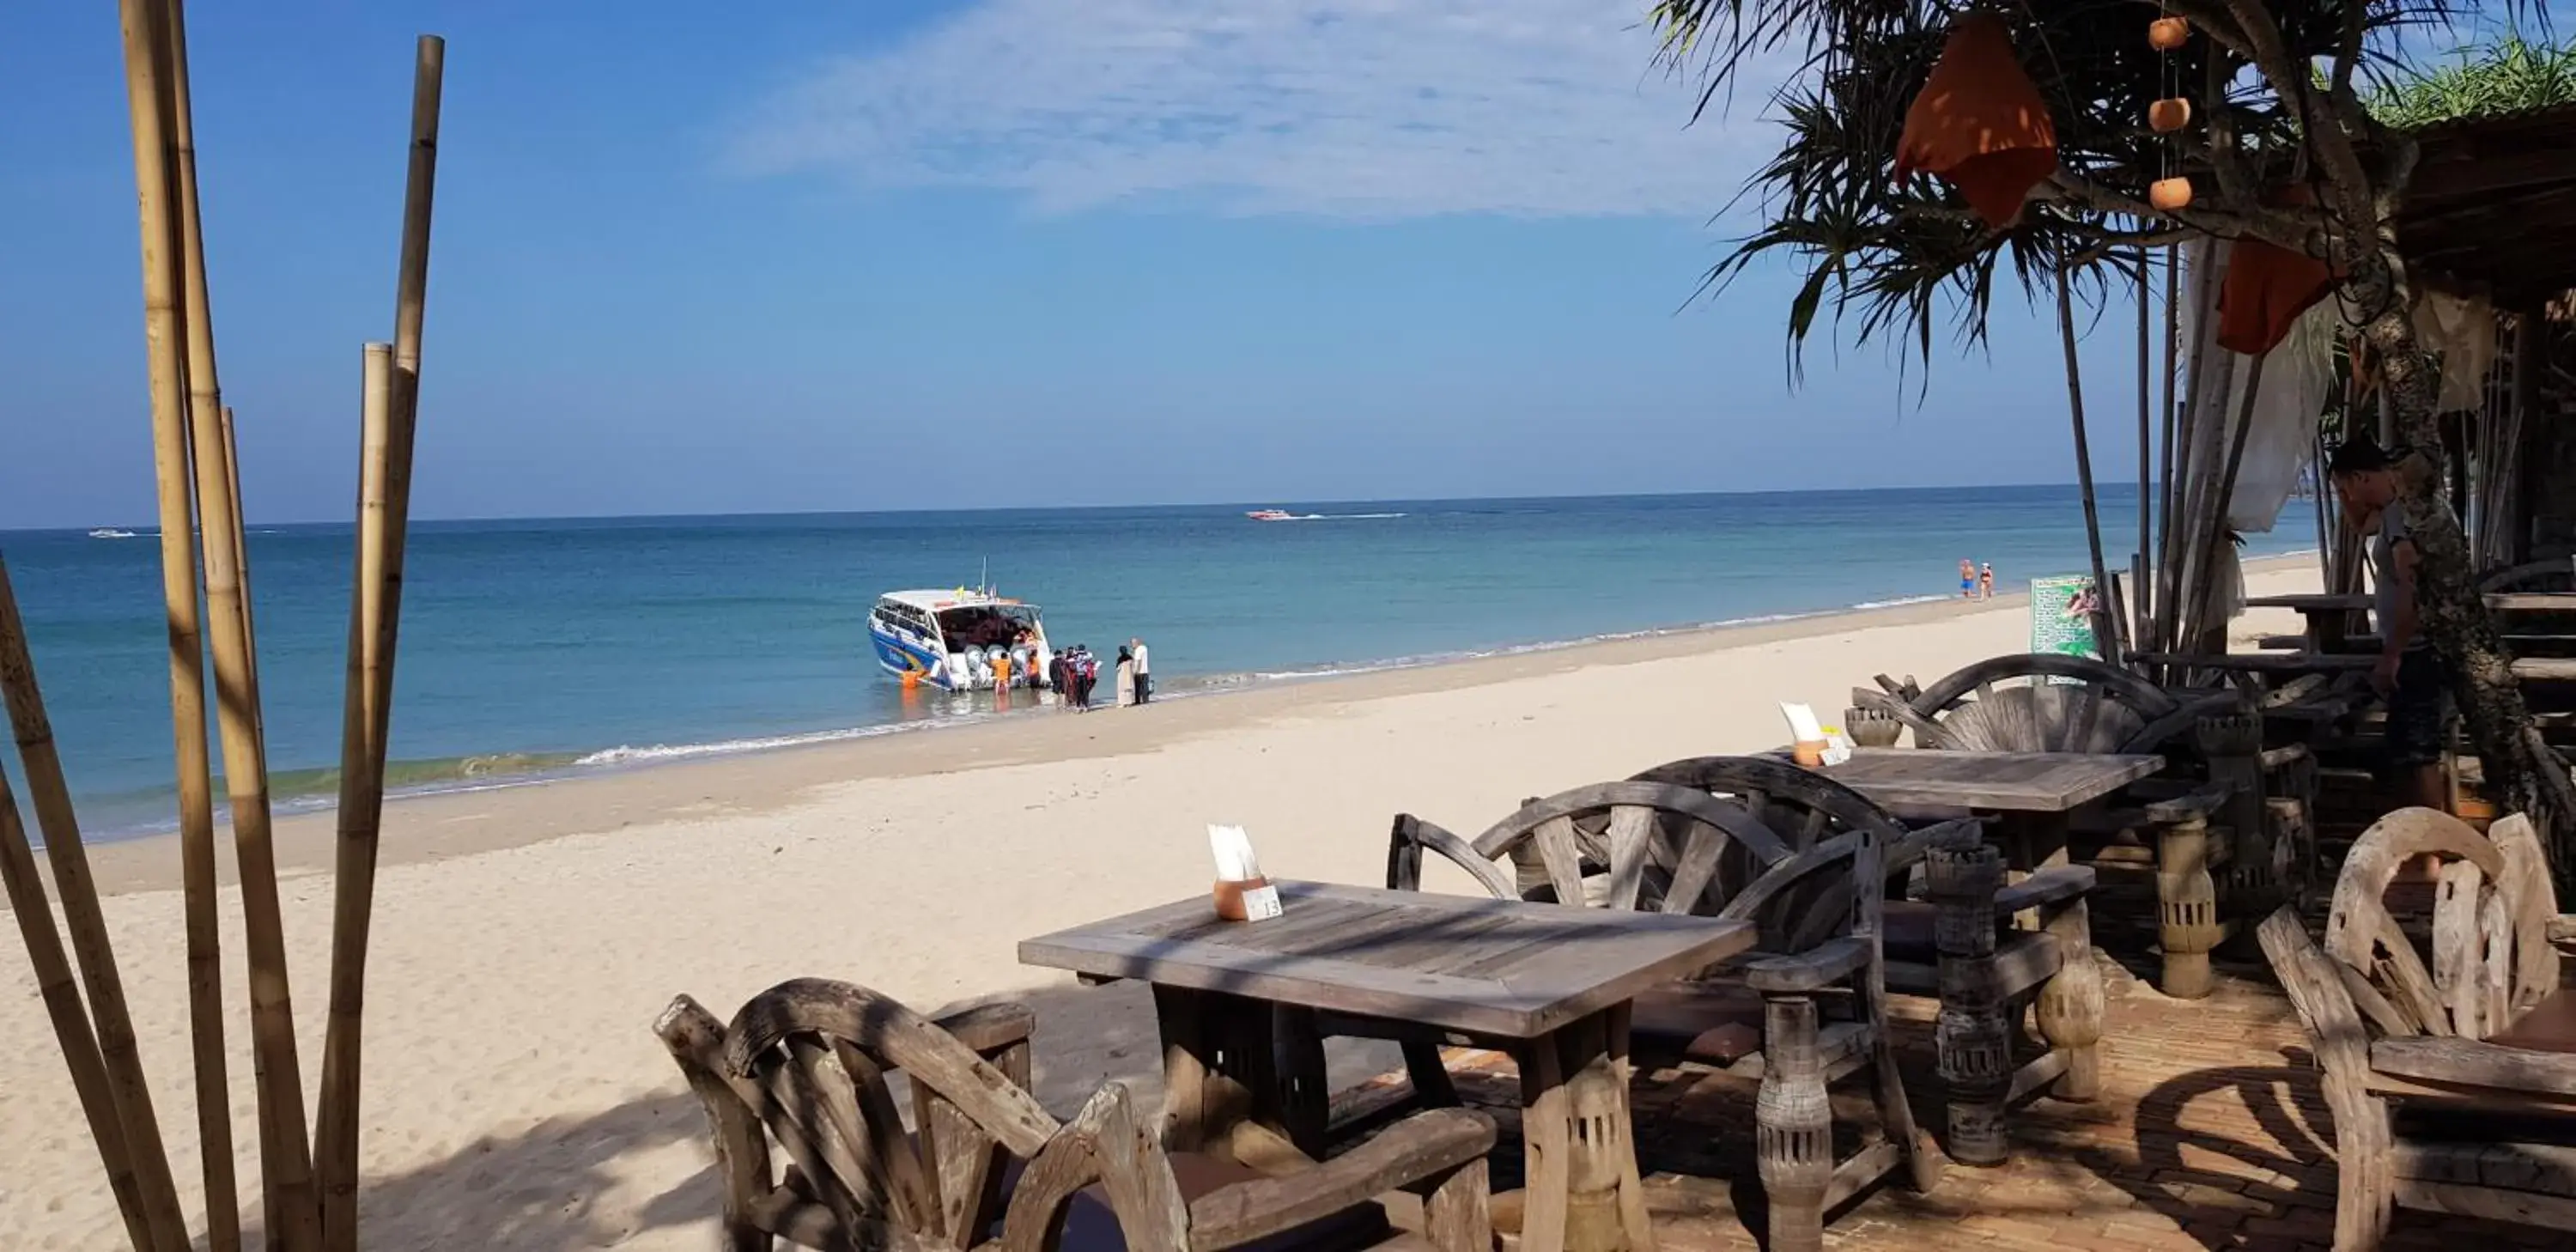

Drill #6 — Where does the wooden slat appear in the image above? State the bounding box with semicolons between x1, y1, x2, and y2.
1020;881;1754;1040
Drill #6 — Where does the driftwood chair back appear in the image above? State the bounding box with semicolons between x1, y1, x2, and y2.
1388;779;1796;915
655;979;1060;1251
2479;559;2576;593
662;980;1500;1252
1629;753;1910;852
2257;811;2576;1249
1865;653;2221;754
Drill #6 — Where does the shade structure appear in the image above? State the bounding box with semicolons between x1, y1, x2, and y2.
1895;14;2058;228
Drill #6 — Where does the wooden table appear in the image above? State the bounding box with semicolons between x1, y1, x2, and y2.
1022;881;1756;1252
1804;749;2165;895
2245;593;2372;652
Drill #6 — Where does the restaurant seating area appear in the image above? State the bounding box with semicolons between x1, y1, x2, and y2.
658;649;2576;1252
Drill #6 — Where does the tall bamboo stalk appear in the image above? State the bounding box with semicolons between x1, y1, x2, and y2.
127;1;322;1244
0;563;156;1252
2056;267;2117;662
317;38;444;1249
0;563;199;1252
2158;243;2178;653
158;2;240;1243
2180;355;2270;647
317;343;396;1251
2135;245;2154;651
111;3;228;1249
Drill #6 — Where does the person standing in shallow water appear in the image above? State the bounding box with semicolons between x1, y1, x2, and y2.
1115;646;1136;708
1979;562;1995;599
1130;636;1151;705
1959;558;1977;599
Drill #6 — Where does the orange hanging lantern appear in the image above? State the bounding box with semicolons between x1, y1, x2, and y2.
2219;187;2337;355
1895;13;2059;228
2149;176;2194;212
2148;98;2192;132
2149;16;2190;51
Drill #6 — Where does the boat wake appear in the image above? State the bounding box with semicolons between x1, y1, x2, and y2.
88;528;140;539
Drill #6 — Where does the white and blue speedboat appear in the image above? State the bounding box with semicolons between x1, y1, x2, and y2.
868;587;1052;691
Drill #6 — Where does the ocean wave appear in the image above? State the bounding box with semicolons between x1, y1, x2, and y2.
1848;594;1950;610
572;721;931;766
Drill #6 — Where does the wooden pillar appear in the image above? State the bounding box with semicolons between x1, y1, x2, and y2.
2198;712;2271;915
1753;995;1832;1252
2156;814;2222;999
1518;1011;1652;1252
1926;835;2013;1166
2032;898;2104;1100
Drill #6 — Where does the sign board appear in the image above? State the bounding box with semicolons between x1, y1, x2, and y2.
2031;574;2103;662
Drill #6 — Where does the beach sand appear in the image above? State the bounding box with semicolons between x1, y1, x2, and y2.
2;559;2319;1250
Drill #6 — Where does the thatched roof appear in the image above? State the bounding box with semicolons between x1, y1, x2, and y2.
2397;102;2576;309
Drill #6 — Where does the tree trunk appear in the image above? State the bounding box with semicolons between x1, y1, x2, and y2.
2349;254;2576;900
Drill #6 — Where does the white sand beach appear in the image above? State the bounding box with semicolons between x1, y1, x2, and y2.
1;560;2320;1251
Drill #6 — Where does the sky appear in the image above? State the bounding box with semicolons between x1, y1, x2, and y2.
0;2;2524;527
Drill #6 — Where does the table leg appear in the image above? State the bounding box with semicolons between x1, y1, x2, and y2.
1151;986;1315;1167
1516;1008;1653;1252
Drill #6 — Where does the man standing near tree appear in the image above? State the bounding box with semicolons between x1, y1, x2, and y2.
2329;438;2453;813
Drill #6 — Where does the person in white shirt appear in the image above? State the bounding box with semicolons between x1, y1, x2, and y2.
1129;637;1152;704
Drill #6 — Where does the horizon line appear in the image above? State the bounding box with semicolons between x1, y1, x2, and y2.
2;479;2163;534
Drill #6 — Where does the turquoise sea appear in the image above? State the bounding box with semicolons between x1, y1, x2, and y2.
3;486;2317;838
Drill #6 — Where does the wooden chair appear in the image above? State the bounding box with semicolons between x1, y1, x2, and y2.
1631;756;2106;1167
2257;810;2576;1250
655;978;1498;1252
1379;780;1943;1252
2478;559;2576;593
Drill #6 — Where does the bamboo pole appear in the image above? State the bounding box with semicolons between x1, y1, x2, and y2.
133;0;322;1242
2056;267;2118;662
0;562;156;1252
2135;245;2154;653
111;3;228;1249
317;38;443;1249
2158;242;2178;653
159;2;242;1242
2180;355;2270;648
317;343;395;1251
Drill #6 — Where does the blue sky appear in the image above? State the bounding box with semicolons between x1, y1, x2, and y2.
0;2;2503;527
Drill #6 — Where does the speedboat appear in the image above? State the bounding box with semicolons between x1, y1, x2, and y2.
868;587;1051;691
1245;508;1297;521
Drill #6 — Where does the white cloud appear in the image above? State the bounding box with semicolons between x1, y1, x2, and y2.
726;0;1776;219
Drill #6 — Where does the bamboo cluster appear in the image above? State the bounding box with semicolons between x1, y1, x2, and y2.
0;7;443;1250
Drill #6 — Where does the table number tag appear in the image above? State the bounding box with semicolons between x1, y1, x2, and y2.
1238;884;1284;921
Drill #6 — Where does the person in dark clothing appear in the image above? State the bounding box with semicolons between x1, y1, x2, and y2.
2328;437;2452;812
1048;650;1068;703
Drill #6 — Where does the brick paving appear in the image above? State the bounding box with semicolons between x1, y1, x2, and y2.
1373;945;2556;1252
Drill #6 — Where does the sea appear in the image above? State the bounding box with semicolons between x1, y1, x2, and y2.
3;485;2318;840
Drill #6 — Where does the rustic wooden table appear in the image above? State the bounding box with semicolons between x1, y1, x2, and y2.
1022;880;1757;1252
2245;592;2372;652
1804;748;2165;883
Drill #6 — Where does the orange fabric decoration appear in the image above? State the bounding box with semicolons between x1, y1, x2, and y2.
2218;186;2338;356
1895;14;2058;228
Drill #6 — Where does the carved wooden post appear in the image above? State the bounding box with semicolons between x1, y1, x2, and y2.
1926;833;2013;1167
2157;812;2222;1000
2032;898;2104;1100
1845;705;1902;748
2198;711;2271;914
1754;994;1832;1252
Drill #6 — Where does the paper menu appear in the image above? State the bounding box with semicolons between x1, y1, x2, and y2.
1209;824;1264;881
1780;702;1852;766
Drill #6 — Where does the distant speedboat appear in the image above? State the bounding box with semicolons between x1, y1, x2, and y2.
867;587;1051;691
1245;509;1297;521
88;528;138;539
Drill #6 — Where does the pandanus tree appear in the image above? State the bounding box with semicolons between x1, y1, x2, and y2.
1649;0;2576;891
